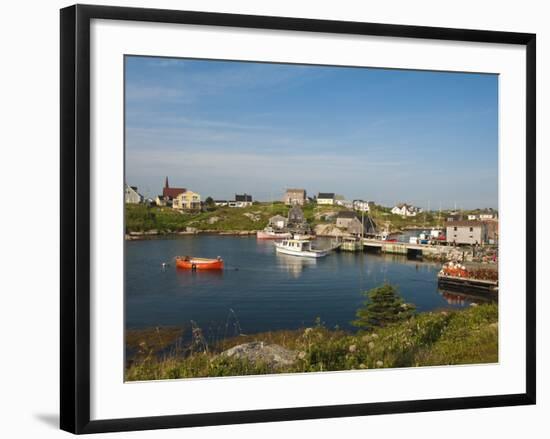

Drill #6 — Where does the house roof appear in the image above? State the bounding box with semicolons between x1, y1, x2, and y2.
318;193;335;199
235;194;252;202
163;187;186;199
286;188;305;193
270;214;287;221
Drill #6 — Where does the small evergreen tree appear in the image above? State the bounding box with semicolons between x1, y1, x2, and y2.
352;284;415;330
204;196;216;211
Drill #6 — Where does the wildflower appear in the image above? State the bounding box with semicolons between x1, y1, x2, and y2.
359;363;368;369
362;335;370;342
298;351;306;360
375;360;383;367
304;327;313;336
368;341;375;349
371;333;379;339
348;344;357;353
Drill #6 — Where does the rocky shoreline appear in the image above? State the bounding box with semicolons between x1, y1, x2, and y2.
125;229;258;240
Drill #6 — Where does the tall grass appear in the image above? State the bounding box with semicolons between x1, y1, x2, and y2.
125;303;498;381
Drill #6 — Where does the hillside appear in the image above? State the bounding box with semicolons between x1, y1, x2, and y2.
125;202;349;233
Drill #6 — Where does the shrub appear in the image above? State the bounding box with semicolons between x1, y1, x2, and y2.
352;284;416;330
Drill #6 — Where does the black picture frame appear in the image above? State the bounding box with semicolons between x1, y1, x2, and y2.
60;4;536;434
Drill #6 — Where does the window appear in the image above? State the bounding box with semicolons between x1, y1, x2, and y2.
454;227;457;231
470;227;474;232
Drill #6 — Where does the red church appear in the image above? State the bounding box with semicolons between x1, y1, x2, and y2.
162;176;186;199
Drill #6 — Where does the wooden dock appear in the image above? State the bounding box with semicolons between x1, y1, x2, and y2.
437;273;498;293
361;238;441;257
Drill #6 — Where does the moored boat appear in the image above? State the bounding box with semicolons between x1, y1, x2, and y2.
274;239;330;258
175;256;224;270
257;227;292;240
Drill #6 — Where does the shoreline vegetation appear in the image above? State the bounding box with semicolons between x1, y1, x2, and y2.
125;285;498;381
125;202;449;239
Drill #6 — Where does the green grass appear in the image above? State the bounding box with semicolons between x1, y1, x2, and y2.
126;203;485;234
125;303;498;381
125;203;287;233
125;202;352;233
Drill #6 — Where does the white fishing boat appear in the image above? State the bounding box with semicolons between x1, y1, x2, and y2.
274;239;330;258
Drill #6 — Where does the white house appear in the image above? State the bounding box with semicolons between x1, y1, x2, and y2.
479;213;497;220
125;184;143;204
317;193;335;205
391;203;422;217
229;194;253;208
214;200;228;207
335;199;353;209
353;200;374;212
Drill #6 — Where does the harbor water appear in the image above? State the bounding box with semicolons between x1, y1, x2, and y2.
125;235;489;337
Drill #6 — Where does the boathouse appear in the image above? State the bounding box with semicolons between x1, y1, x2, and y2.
336;211;375;236
446;221;488;245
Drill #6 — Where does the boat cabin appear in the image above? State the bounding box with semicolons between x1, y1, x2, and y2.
279;239;312;251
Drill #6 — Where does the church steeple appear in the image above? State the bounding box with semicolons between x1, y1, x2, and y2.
164;176;169;188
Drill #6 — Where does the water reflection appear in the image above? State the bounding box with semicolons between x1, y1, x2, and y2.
275;253;317;278
438;288;496;306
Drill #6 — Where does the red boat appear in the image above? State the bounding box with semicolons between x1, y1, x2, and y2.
175;256;224;270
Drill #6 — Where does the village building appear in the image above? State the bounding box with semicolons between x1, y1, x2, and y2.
156;177;186;207
268;214;288;230
173;190;201;211
125;184;143;204
283;188;307;206
466;209;497;221
162;176;186;199
335;211;376;236
317;193;335;205
335;199;354;209
391;203;422;217
353;200;374;212
229;194;253;208
446;221;488;245
214;200;228;207
286;205;310;233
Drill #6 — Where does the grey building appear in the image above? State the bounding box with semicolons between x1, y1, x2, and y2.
283;188;307;205
446;221;488;245
336;211;375;235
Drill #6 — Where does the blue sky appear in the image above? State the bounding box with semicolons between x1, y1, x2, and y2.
125;56;498;209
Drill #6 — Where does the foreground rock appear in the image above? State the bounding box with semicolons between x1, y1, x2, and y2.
220;342;297;369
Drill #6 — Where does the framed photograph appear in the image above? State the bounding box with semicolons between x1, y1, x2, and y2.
60;4;536;434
